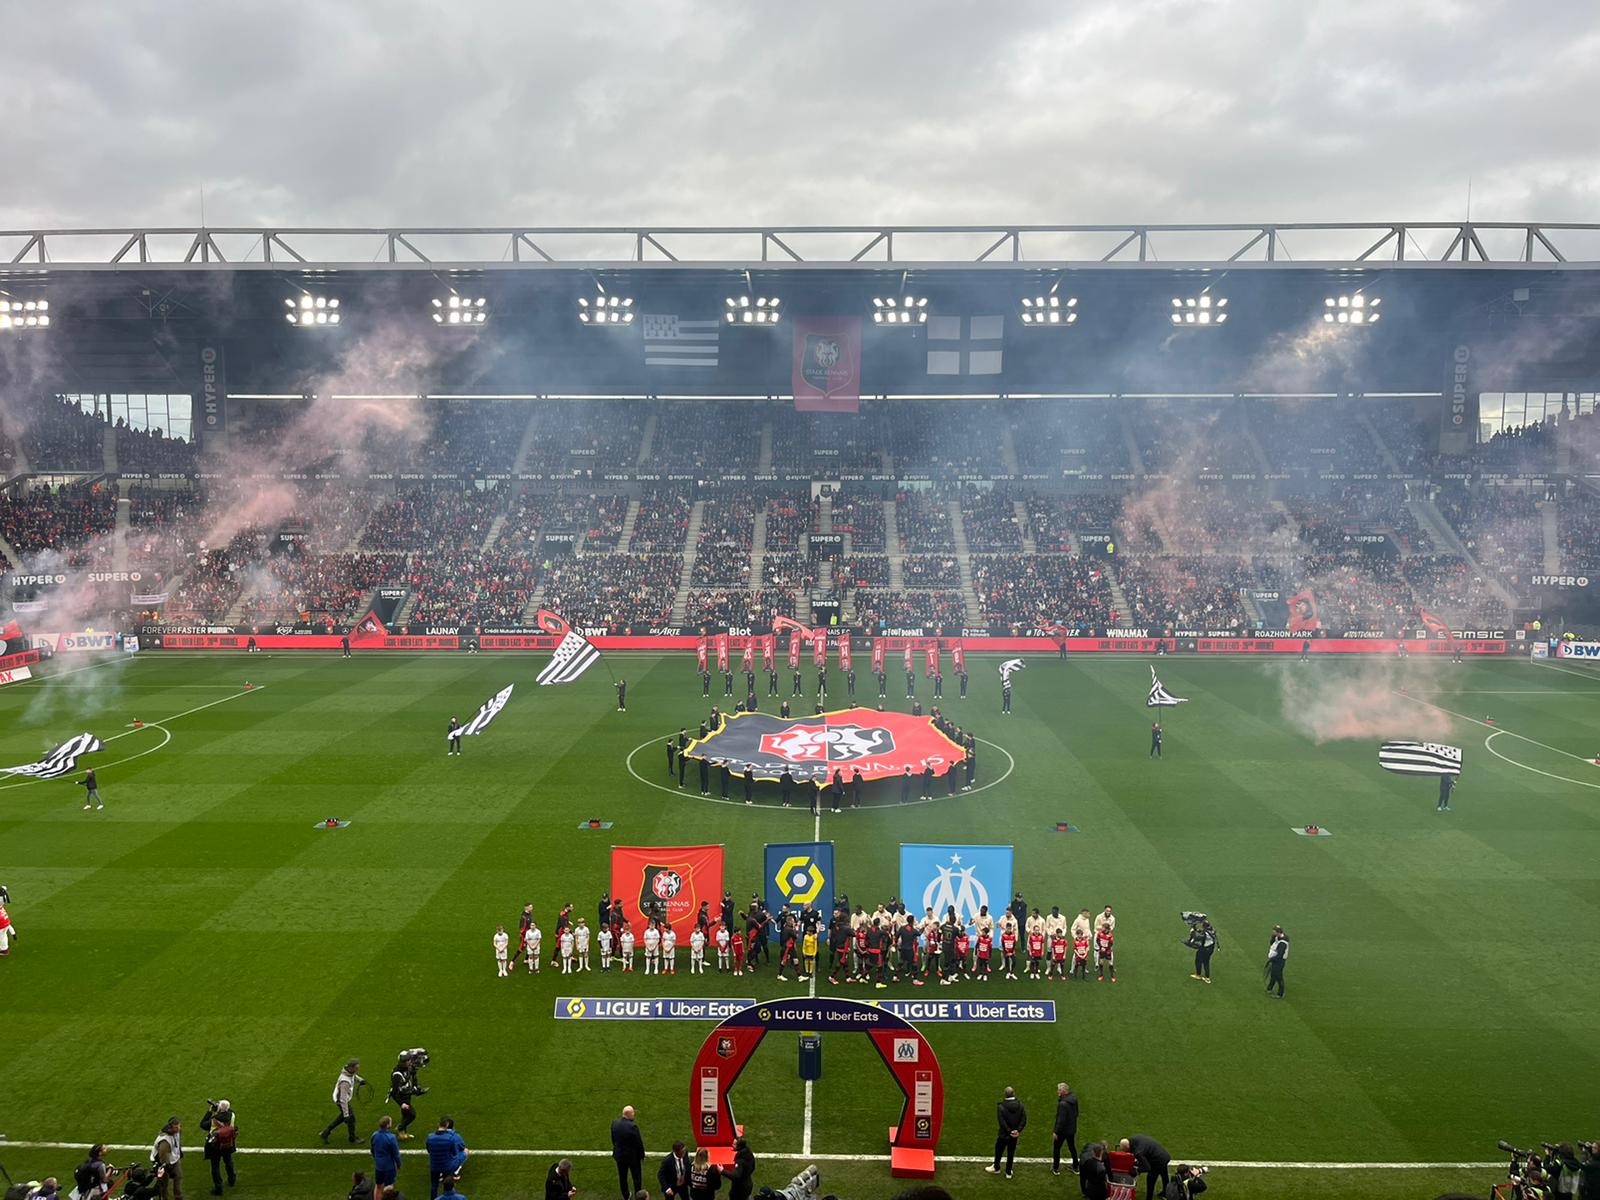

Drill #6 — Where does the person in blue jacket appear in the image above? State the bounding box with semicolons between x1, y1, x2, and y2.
425;1115;468;1200
370;1115;401;1192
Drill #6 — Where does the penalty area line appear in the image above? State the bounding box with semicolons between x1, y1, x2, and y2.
0;1142;1502;1169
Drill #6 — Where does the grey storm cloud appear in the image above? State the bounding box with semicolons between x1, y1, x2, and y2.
2;0;1598;235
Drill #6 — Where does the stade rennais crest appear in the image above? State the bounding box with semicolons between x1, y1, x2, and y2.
683;707;966;783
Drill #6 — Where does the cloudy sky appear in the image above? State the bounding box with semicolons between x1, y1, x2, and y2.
4;0;1598;241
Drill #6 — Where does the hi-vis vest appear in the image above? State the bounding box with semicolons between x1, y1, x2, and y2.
151;1131;181;1164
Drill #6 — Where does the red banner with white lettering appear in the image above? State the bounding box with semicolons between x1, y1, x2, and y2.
925;644;939;676
791;317;863;413
715;633;730;673
838;637;852;672
697;637;709;673
871;637;886;674
813;628;827;668
610;844;725;939
903;644;913;673
788;630;802;669
740;639;753;672
762;634;776;671
951;641;965;675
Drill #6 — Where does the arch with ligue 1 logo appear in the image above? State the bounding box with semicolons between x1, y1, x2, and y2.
689;996;944;1178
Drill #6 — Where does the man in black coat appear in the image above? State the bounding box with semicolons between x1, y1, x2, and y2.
201;1100;239;1194
546;1158;577;1200
846;668;856;699
1121;1135;1171;1200
727;1137;756;1200
609;1107;645;1200
779;769;794;808
899;767;913;805
743;767;754;806
665;740;676;778
719;761;731;800
851;767;862;808
698;756;711;797
987;1086;1027;1179
1052;1082;1080;1174
657;1142;691;1200
1078;1142;1110;1200
702;671;711;697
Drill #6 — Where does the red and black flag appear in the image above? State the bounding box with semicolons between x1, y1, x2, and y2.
762;634;776;671
697;636;709;673
715;633;730;673
951;641;965;674
838;636;853;672
813;627;827;668
682;707;965;785
1417;608;1459;648
924;644;939;677
871;637;886;674
740;638;754;672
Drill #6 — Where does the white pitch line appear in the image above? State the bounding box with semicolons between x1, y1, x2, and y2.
1485;731;1600;791
1538;658;1600;682
1394;691;1592;762
2;655;131;688
801;804;820;1158
0;1141;1502;1169
102;684;267;740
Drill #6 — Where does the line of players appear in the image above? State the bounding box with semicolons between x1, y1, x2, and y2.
489;898;1121;985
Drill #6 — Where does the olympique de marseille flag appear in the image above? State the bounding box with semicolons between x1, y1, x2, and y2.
457;684;514;737
1379;741;1463;777
535;610;602;685
998;658;1026;683
3;732;102;779
1147;666;1187;707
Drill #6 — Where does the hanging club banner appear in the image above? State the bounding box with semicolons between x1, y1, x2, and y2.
813;628;827;668
610;845;725;938
716;633;730;673
951;642;966;675
924;645;939;677
838;637;853;673
683;707;966;785
740;639;753;672
792;317;863;414
697;637;709;673
762;634;776;672
872;638;886;674
788;630;802;669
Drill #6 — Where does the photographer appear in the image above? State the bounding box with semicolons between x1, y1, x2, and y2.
1162;1164;1208;1200
390;1051;430;1139
199;1100;237;1195
1580;1142;1600;1200
71;1145;111;1200
149;1117;183;1200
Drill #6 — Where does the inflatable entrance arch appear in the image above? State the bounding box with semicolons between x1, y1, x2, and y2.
689;996;943;1177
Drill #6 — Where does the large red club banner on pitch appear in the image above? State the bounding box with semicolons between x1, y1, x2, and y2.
611;845;724;939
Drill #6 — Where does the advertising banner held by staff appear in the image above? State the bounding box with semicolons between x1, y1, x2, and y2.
900;844;1014;931
813;627;827;668
925;644;939;677
697;637;709;674
762;634;775;672
872;637;886;675
838;637;852;673
788;630;802;669
611;845;725;938
763;840;836;919
715;633;730;673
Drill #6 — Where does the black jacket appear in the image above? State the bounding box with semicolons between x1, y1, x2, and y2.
1055;1090;1079;1136
545;1163;574;1200
727;1147;756;1200
1079;1156;1110;1200
201;1107;238;1159
1128;1135;1171;1171
658;1151;691;1198
996;1096;1027;1136
610;1117;645;1165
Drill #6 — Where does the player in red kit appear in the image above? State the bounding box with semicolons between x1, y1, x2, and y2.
1048;930;1068;980
975;929;993;981
1000;926;1018;980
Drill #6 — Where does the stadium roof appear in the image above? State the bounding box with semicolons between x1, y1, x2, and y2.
3;221;1600;270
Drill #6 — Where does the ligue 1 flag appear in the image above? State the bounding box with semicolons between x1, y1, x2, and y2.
838;636;852;673
1147;666;1188;707
535;610;602;685
999;658;1026;683
762;634;776;672
951;641;965;675
456;684;514;737
1379;741;1463;777
3;732;102;779
813;628;827;668
925;644;939;677
697;636;709;674
871;637;886;675
741;639;754;672
715;633;730;673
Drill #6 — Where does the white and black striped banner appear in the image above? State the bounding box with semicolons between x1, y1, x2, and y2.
3;732;103;779
998;658;1026;683
1378;741;1462;777
1148;666;1188;707
458;684;514;737
538;630;601;686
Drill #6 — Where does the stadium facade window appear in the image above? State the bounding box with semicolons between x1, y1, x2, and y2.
60;392;194;442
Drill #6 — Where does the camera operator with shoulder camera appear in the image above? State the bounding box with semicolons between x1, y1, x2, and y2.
1162;1164;1208;1200
390;1049;430;1140
321;1060;366;1145
199;1100;237;1195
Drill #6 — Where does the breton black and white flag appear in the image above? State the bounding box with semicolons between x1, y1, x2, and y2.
1147;666;1188;707
3;732;103;779
998;658;1026;683
538;630;602;686
456;684;514;737
1378;741;1462;777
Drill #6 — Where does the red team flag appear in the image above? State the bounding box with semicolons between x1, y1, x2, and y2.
951;641;965;675
903;644;913;674
925;644;939;676
697;636;709;674
1417;607;1460;648
813;628;827;668
872;637;886;674
838;636;853;673
762;634;776;671
740;639;754;672
715;633;730;673
788;630;802;669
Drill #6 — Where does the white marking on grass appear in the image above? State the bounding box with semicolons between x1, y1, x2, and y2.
0;1141;1502;1169
801;805;819;1158
1537;658;1600;682
623;735;1014;808
1;655;130;688
1394;692;1592;762
1484;730;1600;790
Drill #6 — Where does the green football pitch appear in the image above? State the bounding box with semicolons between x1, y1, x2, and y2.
3;650;1598;1200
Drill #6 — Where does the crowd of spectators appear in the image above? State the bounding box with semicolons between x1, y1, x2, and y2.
973;554;1115;629
836;555;889;588
541;554;680;631
1558;492;1600;573
1250;402;1376;472
1011;399;1131;475
855;589;966;630
360;486;502;552
894;490;954;552
1128;400;1255;474
769;407;886;472
241;553;405;624
830;490;885;551
889;401;1009;475
760;550;815;593
114;420;198;473
1436;485;1544;579
763;493;814;550
0;484;118;557
653;402;763;472
960;486;1024;550
902;554;961;588
18;396;108;471
1025;494;1123;552
1118;555;1251;631
408;548;537;625
630;491;692;553
691;497;754;585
